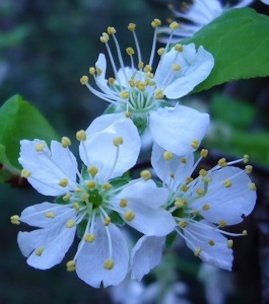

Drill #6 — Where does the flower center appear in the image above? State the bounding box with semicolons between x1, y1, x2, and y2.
88;189;103;209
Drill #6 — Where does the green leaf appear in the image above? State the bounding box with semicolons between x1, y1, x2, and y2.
186;8;269;92
0;94;58;171
211;94;255;129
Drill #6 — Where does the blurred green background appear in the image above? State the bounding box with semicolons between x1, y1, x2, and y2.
0;0;269;303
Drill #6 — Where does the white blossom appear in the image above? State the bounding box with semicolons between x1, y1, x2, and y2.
11;117;175;288
131;145;256;280
80;21;213;155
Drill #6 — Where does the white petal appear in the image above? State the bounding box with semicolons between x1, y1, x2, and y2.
85;113;126;136
80;118;141;181
149;105;209;156
76;219;129;288
20;202;75;228
191;166;257;225
155;44;214;99
184;222;233;271
19;139;78;196
113;180;175;236
233;0;253;8
131;236;165;281
18;220;76;269
151;143;194;189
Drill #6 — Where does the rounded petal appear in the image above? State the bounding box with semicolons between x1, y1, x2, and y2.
155;44;214;99
76;219;129;288
149;105;209;156
86;113;126;136
184;222;233;271
18;220;76;270
80;118;141;181
151;143;194;189
113;180;175;236
20;202;75;228
131;236;165;281
191;166;257;225
19;139;78;196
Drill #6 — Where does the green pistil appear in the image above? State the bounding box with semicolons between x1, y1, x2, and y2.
88;189;103;208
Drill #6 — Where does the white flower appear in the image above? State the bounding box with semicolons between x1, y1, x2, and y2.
261;0;269;4
11;117;175;288
80;21;213;155
131;145;256;280
158;0;254;41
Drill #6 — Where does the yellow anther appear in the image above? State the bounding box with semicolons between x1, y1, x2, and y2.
65;219;76;228
100;32;109;43
174;44;183;52
248;182;256;191
219;220;226;228
35;143;46;152
138;61;144;69
61;136;71;148
128;23;136;31
242;230;248;236
180;157;187;164
163;151;173;161
103;182;112;191
45;212;55;218
192;210;200;217
200;149;208;158
35;247;44;256
86;180;96;189
125;111;132;118
66;260;76;272
245;165;253;174
104;217;111;226
10;215;20;225
243;154;249;164
128;79;135;87
202;204;210;211
186;177;194;184
191;140;200;150
120;91;129;99
223;179;232;188
196;188;204;196
208;240;215;246
107;26;116;35
180;184;189;192
140;170;152;181
194;247;202;257
199;169;208;177
124;210;135;221
227;239;234;248
103;259;114;270
113;136;124;147
174;198;187;208
126;47;135;55
76;130;87;141
63;193;71;201
136;82;146;91
89;67;96;75
157;47;165;56
178;221;188;229
169;21;180;30
218;158;227;167
72;202;80;211
75;187;82;193
80;75;89;85
154;89;164;99
119;199;128;208
96;67;102;76
108;77;115;85
21;169;31;178
59;178;69;188
172;63;181;71
84;233;95;243
144;65;152;73
151;18;162;28
88;166;98;177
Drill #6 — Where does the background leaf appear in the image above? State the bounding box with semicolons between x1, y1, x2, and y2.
186;8;269;92
0;95;58;175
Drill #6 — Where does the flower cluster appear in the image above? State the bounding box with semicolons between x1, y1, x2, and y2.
11;17;257;288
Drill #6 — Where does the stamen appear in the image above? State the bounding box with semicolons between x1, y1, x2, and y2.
59;178;69;187
80;75;89;85
103;259;114;270
66;260;76;272
227;239;233;248
124;210;135;221
248;182;256;191
140;169;152;180
84;233;95;243
35;247;44;256
119;199;128;208
200;149;208;158
10;215;20;225
88;166;98;177
76;130;87;141
128;23;142;67
61;137;71;148
191;140;200;150
113;136;124;147
163;151;173;160
65;219;76;228
21;169;31;178
35;142;46;152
